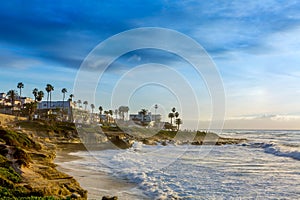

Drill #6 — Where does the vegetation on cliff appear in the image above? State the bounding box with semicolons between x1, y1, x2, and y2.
0;122;86;199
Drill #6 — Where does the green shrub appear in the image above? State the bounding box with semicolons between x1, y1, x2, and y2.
0;166;21;183
0;154;11;168
0;128;41;150
0;186;14;198
0;186;57;199
14;147;31;167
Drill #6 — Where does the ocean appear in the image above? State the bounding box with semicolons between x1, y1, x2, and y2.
70;130;300;199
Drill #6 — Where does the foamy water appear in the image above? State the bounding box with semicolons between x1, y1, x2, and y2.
71;130;300;199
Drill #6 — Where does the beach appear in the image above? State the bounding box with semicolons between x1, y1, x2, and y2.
55;130;300;199
55;143;149;200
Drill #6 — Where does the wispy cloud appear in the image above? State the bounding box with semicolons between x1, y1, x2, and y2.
1;1;300;129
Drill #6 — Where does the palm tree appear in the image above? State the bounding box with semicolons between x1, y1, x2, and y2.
17;82;24;107
7;90;17;113
109;110;113;123
154;104;158;122
168;112;175;125
17;82;24;98
114;109;118;119
90;104;95;114
124;106;129;120
45;84;54;109
175;111;179;119
32;88;38;102
118;106;125;120
99;106;103;123
118;106;129;121
172;107;176;113
37;91;44;102
175;118;182;130
99;106;103;115
83;101;88;110
69;94;74;102
90;104;95;122
139;109;148;122
77;100;82;109
61;88;67;109
104;110;109;123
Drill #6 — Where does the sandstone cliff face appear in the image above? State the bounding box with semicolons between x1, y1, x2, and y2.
0;119;87;199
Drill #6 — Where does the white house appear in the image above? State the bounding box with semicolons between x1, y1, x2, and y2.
38;101;73;116
20;97;34;105
129;112;161;124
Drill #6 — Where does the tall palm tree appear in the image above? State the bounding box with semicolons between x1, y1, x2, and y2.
17;82;24;107
154;104;158;122
61;88;67;109
140;109;148;122
90;104;95;122
83;101;88;110
175;118;182;130
69;94;74;102
168;112;175;125
175;111;179;119
32;88;38;102
17;82;24;99
124;106;129;120
90;104;95;114
114;109;118;119
37;91;44;102
77;100;82;109
99;106;103;123
108;110;113;123
45;84;54;109
172;107;176;113
104;110;109;123
99;106;103;115
118;106;125;120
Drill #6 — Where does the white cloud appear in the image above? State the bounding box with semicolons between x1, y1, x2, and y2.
127;54;141;62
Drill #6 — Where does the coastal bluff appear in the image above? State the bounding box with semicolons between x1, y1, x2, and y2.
0;114;87;199
0;113;246;199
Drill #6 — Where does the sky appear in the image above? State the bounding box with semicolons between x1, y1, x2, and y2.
1;0;300;129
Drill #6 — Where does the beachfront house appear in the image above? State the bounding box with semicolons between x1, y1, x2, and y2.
129;111;161;126
37;101;74;120
20;97;34;105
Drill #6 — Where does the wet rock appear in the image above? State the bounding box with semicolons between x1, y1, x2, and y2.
102;196;118;200
191;141;203;145
142;139;156;145
71;193;81;199
110;136;132;149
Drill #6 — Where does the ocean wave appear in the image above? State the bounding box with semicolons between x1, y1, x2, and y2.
245;142;300;161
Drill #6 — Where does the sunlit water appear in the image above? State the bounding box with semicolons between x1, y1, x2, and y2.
71;130;300;199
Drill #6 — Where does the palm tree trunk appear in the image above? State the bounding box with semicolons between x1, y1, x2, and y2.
50;92;52;108
62;94;65;109
47;93;49;109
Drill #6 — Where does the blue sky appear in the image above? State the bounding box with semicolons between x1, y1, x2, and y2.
1;0;300;129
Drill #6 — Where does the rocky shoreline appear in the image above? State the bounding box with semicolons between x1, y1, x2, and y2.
0;114;247;199
76;124;247;150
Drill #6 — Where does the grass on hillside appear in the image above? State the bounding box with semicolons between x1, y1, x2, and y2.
0;128;41;151
0;128;62;199
16;120;76;133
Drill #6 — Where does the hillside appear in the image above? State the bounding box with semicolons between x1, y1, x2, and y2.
0;115;87;199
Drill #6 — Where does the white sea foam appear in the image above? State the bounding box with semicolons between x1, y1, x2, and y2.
262;142;300;160
71;130;300;199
